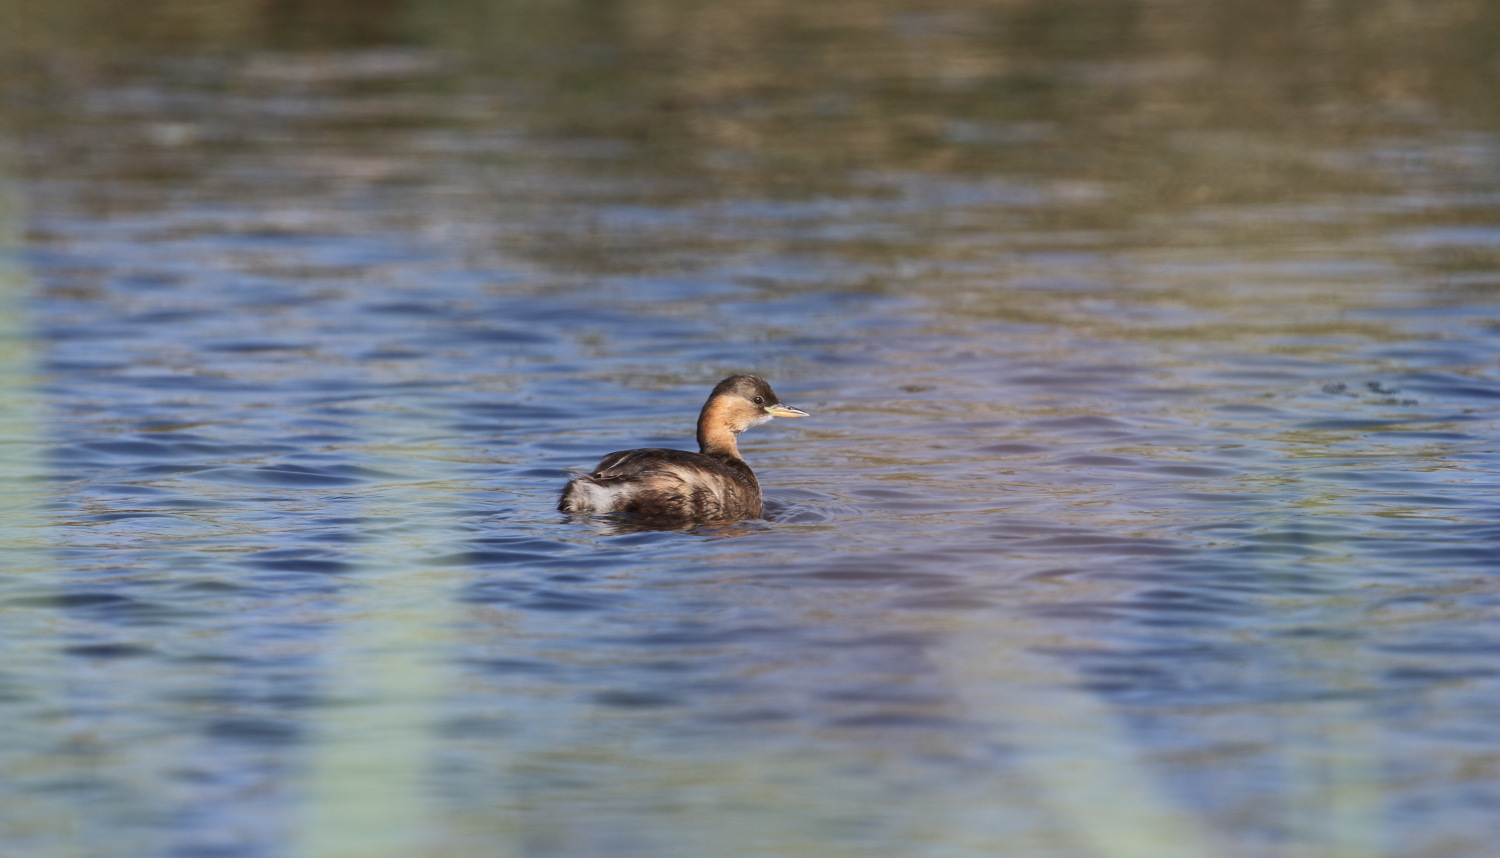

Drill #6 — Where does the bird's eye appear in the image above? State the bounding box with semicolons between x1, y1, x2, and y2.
752;396;765;406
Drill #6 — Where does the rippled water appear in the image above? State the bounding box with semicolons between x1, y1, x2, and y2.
6;3;1500;857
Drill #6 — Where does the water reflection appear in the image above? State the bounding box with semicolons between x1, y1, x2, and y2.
6;1;1500;857
563;514;773;538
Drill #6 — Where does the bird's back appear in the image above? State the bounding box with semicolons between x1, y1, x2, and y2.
558;448;762;521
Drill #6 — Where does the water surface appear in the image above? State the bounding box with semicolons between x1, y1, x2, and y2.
5;2;1500;857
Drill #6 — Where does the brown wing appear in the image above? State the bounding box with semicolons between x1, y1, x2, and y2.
560;448;761;520
590;448;700;481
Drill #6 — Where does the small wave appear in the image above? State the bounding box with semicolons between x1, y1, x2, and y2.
764;490;864;524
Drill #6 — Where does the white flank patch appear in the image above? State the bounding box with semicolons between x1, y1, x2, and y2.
563;478;630;513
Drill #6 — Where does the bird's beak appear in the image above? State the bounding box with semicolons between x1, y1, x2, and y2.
765;403;809;418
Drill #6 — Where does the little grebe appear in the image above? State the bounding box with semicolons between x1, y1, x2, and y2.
558;375;808;522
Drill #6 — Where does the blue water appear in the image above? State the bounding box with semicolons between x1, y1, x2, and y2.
7;11;1500;858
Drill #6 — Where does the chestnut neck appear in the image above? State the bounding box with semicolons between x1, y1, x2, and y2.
695;396;743;461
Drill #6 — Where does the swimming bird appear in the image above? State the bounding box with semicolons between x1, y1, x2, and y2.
558;375;808;522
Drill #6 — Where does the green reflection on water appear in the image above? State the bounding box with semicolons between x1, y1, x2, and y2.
938;628;1222;858
294;444;517;858
0;126;83;857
